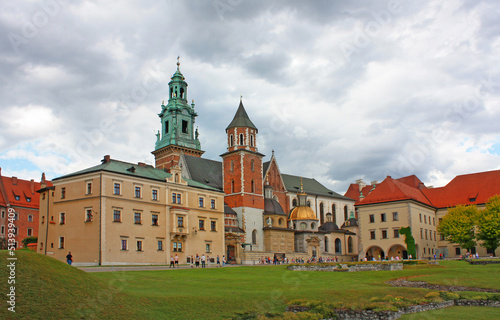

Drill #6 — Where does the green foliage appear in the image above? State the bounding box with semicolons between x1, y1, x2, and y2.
399;227;416;258
22;236;38;247
439;291;461;300
438;205;479;251
476;195;500;256
0;237;7;249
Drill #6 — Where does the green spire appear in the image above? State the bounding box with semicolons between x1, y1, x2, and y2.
155;60;201;151
226;99;258;132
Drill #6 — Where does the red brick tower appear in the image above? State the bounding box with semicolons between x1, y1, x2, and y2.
221;99;264;209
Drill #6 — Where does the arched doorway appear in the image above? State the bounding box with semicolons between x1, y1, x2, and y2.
387;244;407;260
365;246;385;260
227;245;235;261
347;236;353;253
335;238;342;254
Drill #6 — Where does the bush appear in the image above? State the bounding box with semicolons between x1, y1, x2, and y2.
439;292;460;300
425;292;441;299
22;236;38;247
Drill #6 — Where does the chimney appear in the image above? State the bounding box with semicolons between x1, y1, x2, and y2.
102;155;111;163
12;177;17;185
0;167;2;176
418;182;426;189
41;172;46;184
355;179;366;190
30;179;35;194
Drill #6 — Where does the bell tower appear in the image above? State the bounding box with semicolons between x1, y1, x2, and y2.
221;98;264;209
152;58;204;171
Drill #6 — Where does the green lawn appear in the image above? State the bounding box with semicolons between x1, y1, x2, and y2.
400;306;500;320
1;251;499;320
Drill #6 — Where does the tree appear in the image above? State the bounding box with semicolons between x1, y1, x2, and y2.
477;195;500;256
437;205;479;253
22;236;38;247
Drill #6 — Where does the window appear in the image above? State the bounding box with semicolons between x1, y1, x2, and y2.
14;213;19;220
113;210;121;222
230;134;234;147
59;237;65;249
251;180;255;193
177;216;184;227
394;229;400;238
157;240;163;251
85;209;93;222
420;228;423;239
425;229;428;240
27;228;33;236
434;231;436;240
172;193;181;204
28;214;33;222
199;197;204;207
60;212;65;225
455;248;461;255
424;215;427;224
344;205;348;221
173;242;182;252
370;230;376;240
250;134;254;147
392;212;398;221
251;159;255;172
211;199;216;209
1;210;4;218
335;238;342;254
137;240;143;251
134;212;141;224
348;236;353;253
182;120;188;134
424;248;426;254
440;233;445;241
13;227;18;235
152;214;159;226
381;213;386;222
239;133;244;145
252;229;257;244
26;197;31;202
0;226;4;234
429;231;432;240
86;182;92;194
381;230;388;239
199;219;205;230
134;186;141;198
211;220;216;231
206;243;211;253
300;222;307;230
152;189;158;201
121;239;127;251
165;120;169;133
433;218;435;226
14;195;20;201
369;215;375;223
231;180;235;193
61;187;66;199
419;214;422;222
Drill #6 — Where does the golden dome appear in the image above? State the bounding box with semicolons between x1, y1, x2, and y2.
289;206;318;221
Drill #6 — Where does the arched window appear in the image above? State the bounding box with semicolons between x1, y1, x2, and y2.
180;88;185;99
250;135;254;147
239;133;244;145
278;218;283;226
319;203;324;225
292;198;297;207
348;236;353;253
230;134;234;147
335;238;342;254
251;180;255;193
300;222;307;230
252;229;257;245
307;201;311;207
231;180;235;193
344;205;348;221
175;173;179;183
251;159;254;172
324;237;329;252
230;160;234;172
311;222;315;229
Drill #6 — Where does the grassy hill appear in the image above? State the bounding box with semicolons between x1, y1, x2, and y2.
0;250;138;320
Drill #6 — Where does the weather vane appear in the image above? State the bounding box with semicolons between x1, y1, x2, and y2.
177;56;180;70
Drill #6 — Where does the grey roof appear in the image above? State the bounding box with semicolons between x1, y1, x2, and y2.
264;198;287;216
184;155;223;190
281;173;353;201
318;222;340;232
225;101;258;131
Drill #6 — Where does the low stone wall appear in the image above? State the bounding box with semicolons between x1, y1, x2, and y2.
287;263;403;273
469;260;500;265
240;251;355;265
288;300;498;320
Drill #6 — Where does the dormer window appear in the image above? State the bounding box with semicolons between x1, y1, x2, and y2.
26;197;31;202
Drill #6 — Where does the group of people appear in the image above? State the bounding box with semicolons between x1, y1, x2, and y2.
189;254;226;268
259;256;354;265
169;254;180;268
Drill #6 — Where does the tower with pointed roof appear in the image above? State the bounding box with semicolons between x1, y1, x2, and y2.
152;59;203;171
221;99;265;249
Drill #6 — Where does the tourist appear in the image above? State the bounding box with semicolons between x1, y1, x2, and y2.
434;254;436;260
175;254;179;268
190;256;194;268
66;252;73;265
217;255;221;267
170;256;175;268
222;255;226;266
195;254;200;268
201;254;206;268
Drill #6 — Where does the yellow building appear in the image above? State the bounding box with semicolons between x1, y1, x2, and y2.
37;156;225;266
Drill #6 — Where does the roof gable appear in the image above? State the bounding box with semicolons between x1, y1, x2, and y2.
0;176;42;208
358;176;432;206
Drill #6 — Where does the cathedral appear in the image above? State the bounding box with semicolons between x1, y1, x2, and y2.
153;61;357;264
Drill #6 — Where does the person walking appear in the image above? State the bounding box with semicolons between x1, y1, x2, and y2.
216;255;221;267
174;254;179;268
201;254;206;268
170;256;175;268
195;254;200;268
222;255;226;266
66;252;73;265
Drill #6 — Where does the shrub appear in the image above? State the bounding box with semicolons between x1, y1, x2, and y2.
439;292;460;300
425;292;441;299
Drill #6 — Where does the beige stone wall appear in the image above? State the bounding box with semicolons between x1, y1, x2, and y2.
263;228;295;252
37;169;225;266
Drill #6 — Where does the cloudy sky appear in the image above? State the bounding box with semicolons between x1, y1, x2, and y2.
1;0;499;193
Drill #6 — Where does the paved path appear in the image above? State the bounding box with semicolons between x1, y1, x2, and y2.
78;264;237;272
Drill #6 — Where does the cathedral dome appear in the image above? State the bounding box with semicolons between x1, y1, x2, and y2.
264;198;287;216
289;206;318;221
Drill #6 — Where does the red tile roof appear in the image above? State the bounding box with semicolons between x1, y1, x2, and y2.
422;170;500;208
0;176;44;209
345;183;374;201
